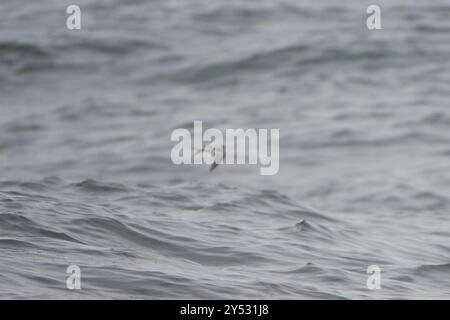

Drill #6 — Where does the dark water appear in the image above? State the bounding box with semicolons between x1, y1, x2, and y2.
1;0;450;299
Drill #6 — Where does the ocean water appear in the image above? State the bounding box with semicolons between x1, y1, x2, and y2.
1;0;450;299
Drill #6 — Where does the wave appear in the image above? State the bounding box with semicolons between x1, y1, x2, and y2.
0;177;356;298
164;43;400;84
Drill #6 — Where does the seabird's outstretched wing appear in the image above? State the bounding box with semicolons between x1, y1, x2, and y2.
209;161;219;172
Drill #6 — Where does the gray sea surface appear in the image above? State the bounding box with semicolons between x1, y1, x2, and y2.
0;0;450;299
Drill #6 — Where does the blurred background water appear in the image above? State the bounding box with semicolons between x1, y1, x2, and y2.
0;0;449;299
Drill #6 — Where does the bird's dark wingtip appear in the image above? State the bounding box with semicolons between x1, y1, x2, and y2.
209;162;219;172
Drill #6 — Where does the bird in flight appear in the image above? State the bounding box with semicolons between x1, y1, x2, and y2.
196;142;225;172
